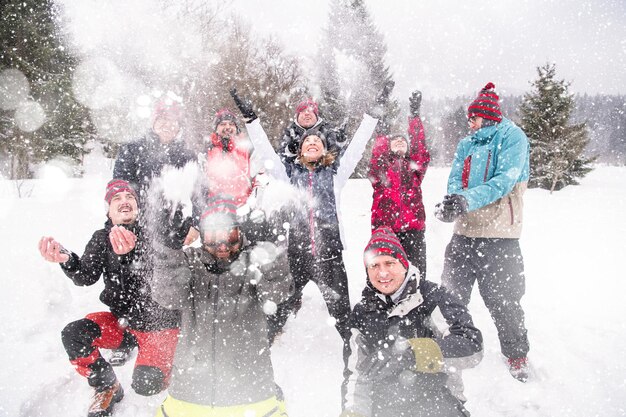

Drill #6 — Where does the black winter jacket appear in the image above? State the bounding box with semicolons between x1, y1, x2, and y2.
282;150;346;257
344;265;483;417
60;221;179;332
113;131;196;199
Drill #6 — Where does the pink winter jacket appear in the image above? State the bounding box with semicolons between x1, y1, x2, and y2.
369;116;430;233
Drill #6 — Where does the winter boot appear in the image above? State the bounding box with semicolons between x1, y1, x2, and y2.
109;348;132;367
507;357;529;382
87;381;124;417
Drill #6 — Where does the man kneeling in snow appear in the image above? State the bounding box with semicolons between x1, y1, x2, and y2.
38;179;179;417
341;228;483;417
150;195;293;417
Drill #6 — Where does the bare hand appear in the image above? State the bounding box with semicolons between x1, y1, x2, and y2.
38;236;70;263
183;226;200;246
109;226;137;255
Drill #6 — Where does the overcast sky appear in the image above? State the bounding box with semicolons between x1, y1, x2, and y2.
227;0;626;98
59;0;626;101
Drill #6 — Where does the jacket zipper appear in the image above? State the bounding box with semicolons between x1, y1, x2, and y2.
308;171;317;257
483;150;492;183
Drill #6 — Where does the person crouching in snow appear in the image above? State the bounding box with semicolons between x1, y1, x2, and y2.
369;90;430;281
341;228;483;417
38;179;179;417
150;195;293;417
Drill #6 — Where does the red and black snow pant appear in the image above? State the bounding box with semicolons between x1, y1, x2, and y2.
61;311;179;395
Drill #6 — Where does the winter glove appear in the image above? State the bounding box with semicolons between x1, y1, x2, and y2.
230;87;257;122
156;203;193;250
369;80;395;119
375;117;391;136
435;194;468;223
408;338;444;373
359;343;415;382
409;90;422;117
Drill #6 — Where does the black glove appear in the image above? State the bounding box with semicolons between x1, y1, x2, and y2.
376;79;395;106
230;87;257;122
435;194;468;223
156;203;193;250
409;90;422;117
359;344;414;382
370;80;395;120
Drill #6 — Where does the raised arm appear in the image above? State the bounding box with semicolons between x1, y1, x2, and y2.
335;113;378;188
407;115;430;182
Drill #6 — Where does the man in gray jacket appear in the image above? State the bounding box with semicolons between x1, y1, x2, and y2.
151;195;293;417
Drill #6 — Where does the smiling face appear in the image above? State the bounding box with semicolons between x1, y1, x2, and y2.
297;107;318;128
300;135;325;163
202;228;242;260
108;191;138;225
390;136;408;155
366;254;407;295
216;119;237;140
153;114;181;144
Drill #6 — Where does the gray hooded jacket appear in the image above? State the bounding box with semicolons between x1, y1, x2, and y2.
151;241;293;406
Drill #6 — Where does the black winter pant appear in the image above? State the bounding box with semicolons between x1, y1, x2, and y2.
396;229;427;281
268;249;352;347
442;234;529;359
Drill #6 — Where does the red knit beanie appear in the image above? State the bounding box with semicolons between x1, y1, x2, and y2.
199;194;239;233
104;179;138;204
153;99;183;122
364;227;409;270
467;82;502;123
295;98;319;117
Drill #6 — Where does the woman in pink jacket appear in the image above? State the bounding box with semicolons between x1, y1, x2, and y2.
368;91;430;281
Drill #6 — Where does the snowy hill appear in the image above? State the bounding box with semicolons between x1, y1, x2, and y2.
1;164;625;417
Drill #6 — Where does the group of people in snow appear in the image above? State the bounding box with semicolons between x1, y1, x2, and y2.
38;81;531;417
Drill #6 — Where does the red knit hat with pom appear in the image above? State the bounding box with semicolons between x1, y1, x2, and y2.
295;98;319;117
363;227;409;270
467;82;502;123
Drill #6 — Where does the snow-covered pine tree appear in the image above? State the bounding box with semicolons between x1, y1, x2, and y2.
322;0;399;177
520;63;594;192
0;0;95;179
317;28;346;129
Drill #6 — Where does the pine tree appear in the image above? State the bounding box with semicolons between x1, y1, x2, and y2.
519;63;594;192
321;0;399;177
0;0;95;179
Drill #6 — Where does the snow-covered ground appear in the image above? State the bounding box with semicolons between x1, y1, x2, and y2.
1;161;625;417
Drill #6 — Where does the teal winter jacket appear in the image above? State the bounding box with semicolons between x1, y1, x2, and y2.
447;118;530;238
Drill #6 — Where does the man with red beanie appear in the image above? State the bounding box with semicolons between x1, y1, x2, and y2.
435;82;532;382
341;227;482;417
38;179;179;417
279;97;348;159
199;108;255;207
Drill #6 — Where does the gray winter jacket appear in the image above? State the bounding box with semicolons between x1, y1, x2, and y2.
151;241;293;406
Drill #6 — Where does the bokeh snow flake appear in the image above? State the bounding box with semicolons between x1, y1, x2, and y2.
0;68;30;111
14;100;46;132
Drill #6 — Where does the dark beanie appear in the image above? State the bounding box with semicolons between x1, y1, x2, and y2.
363;227;409;270
467;82;502;123
299;128;328;152
213;108;240;133
199;194;239;233
104;179;138;204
